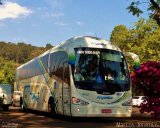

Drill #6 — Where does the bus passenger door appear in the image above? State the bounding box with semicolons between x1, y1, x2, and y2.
62;62;71;116
32;84;41;110
24;85;31;109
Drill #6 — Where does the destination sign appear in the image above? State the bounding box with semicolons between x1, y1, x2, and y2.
77;50;100;55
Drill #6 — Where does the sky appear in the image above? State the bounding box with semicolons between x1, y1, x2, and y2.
0;0;148;47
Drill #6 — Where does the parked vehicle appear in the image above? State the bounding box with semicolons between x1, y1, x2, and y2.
132;96;147;107
12;91;22;107
0;84;12;111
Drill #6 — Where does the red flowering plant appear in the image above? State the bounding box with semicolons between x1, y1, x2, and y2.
131;61;160;119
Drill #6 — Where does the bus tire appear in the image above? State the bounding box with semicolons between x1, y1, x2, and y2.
20;98;26;111
3;105;9;111
48;98;56;116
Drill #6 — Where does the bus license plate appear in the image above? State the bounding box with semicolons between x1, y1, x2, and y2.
101;109;112;113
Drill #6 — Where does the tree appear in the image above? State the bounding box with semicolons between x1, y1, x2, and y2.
131;61;160;119
0;41;44;64
45;43;53;50
0;41;49;85
110;25;131;51
127;0;160;26
110;19;160;63
28;47;46;60
0;57;15;85
16;42;36;63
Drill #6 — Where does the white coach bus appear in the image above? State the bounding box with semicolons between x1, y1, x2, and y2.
15;36;140;117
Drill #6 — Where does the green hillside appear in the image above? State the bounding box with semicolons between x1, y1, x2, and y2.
0;41;53;86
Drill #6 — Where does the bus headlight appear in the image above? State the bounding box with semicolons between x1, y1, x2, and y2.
122;99;132;106
72;97;89;106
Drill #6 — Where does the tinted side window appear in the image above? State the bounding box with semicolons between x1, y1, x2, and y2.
39;54;49;73
63;62;70;85
28;59;41;77
50;51;68;81
50;52;60;73
19;65;28;80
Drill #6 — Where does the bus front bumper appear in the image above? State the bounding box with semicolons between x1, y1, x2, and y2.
71;104;132;117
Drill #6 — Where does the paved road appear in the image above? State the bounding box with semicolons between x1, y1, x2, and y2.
0;107;160;128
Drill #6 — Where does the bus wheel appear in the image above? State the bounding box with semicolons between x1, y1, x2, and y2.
20;98;26;111
3;105;9;111
48;99;56;116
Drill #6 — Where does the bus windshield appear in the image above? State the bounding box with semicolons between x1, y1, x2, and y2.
72;48;130;95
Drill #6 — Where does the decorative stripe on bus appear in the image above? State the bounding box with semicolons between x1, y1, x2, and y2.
38;59;53;93
38;59;58;111
108;91;129;104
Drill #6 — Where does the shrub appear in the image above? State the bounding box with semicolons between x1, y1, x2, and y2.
131;61;160;119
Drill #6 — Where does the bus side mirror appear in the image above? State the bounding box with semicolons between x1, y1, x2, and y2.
124;52;140;71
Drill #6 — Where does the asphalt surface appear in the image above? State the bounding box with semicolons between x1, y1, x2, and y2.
0;106;160;128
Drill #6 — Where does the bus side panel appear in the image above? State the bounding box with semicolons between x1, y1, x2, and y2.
38;84;51;111
16;75;51;111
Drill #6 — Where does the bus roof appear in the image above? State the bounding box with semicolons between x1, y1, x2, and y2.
50;36;120;53
16;36;121;69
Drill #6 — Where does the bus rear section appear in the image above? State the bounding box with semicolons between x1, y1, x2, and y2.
70;48;132;117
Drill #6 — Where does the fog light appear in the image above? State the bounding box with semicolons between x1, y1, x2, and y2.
72;97;89;105
128;109;132;112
